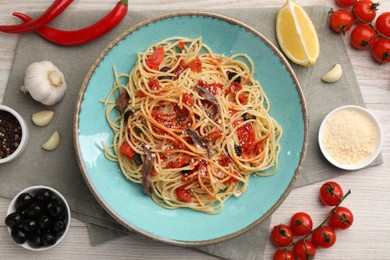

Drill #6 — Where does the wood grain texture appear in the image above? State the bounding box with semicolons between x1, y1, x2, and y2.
1;1;389;259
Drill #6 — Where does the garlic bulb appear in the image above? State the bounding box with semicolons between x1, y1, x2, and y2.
21;61;67;105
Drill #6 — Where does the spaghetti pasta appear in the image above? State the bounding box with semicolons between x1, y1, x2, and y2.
103;37;282;214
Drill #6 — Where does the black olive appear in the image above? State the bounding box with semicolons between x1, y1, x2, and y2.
48;202;66;218
160;66;171;72
227;72;241;83
35;189;54;204
37;213;52;230
181;169;192;175
21;218;38;233
242;113;255;121
234;144;242;156
123;109;134;122
5;212;23;229
133;153;143;166
52;220;66;235
27;232;42;248
11;227;27;244
42;230;57;246
15;192;34;210
25;202;42;218
158;66;173;80
45;198;58;213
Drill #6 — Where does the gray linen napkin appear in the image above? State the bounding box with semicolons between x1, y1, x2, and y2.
0;6;382;260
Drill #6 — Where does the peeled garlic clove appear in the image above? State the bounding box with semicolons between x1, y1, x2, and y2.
42;131;60;151
321;64;342;83
32;110;54;126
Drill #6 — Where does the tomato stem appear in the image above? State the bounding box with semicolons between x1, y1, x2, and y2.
281;190;351;250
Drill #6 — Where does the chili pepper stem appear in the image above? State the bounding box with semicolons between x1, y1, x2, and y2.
120;0;128;5
283;190;351;250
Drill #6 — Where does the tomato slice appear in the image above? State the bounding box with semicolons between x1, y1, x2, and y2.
207;129;222;142
173;60;187;77
226;82;243;94
119;141;135;159
145;46;164;71
187;58;202;72
182;93;195;106
176;185;192;202
234;120;256;144
178;40;185;49
167;156;191;168
218;153;231;167
148;78;161;90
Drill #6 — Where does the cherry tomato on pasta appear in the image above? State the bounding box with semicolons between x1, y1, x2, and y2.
372;37;390;63
290;212;313;236
145;46;164;71
311;226;337;248
352;0;379;23
336;0;355;7
271;224;294;247
376;12;390;37
273;249;294;260
329;206;354;229
350;24;377;49
293;240;316;260
319;181;344;206
329;9;355;33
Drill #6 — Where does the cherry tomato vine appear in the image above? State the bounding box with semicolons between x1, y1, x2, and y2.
329;0;390;64
270;182;354;260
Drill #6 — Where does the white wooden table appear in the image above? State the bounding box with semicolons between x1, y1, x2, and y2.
1;1;389;259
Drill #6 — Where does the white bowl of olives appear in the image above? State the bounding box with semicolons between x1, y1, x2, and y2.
5;185;71;250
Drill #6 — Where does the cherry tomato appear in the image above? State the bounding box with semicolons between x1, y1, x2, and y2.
271;224;294;247
182;93;195;106
119;141;135;159
293;240;316;260
145;46;164;71
187;58;202;72
353;0;379;23
372;37;390;63
311;226;337;248
336;0;354;7
319;181;344;206
176;185;192;202
148;78;161;90
290;212;313;236
329;9;355;33
273;249;294;260
376;12;390;37
234;120;256;144
329;206;354;229
350;24;377;49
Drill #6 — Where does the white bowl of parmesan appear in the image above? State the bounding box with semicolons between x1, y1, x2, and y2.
318;105;383;171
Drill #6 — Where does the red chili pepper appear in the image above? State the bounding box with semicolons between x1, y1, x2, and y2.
12;0;128;46
0;0;73;34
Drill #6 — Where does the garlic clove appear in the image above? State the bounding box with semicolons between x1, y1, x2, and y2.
321;64;343;83
42;131;60;151
23;61;67;106
32;110;54;127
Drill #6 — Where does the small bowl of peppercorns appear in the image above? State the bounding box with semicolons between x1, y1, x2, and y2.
0;105;29;164
5;185;71;250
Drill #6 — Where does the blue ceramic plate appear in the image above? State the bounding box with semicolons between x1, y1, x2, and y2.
74;11;307;246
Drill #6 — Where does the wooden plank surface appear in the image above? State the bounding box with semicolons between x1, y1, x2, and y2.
1;1;389;259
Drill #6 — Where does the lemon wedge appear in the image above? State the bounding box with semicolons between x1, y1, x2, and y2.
276;0;320;66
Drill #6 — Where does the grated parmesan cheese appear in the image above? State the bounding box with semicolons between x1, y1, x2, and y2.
322;109;377;165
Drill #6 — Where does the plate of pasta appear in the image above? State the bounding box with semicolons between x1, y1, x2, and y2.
74;11;307;246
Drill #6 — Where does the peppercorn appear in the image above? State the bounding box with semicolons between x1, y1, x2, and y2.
0;110;22;159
